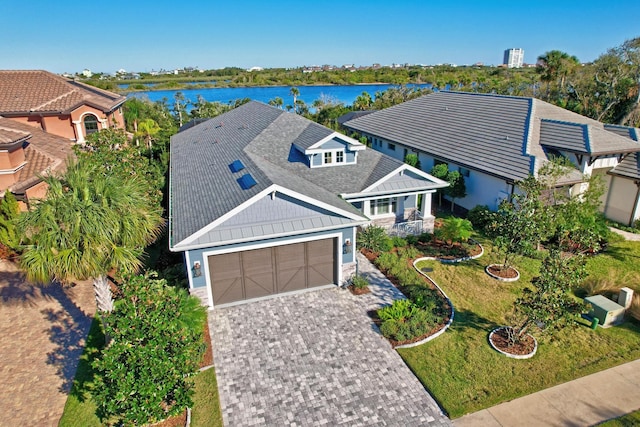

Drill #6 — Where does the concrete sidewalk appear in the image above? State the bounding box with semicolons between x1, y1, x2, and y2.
453;359;640;427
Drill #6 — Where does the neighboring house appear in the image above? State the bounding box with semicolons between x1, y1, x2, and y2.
343;91;640;226
0;70;126;143
169;101;447;308
0;118;74;209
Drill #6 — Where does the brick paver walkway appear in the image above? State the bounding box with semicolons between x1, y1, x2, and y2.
0;260;95;426
209;253;451;426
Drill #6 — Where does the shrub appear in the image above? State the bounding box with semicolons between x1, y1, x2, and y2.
406;234;419;245
397;245;421;260
375;252;397;273
406;286;440;312
467;205;500;236
438;217;473;246
93;272;207;425
358;225;392;253
378;299;418;322
350;275;369;290
391;236;408;248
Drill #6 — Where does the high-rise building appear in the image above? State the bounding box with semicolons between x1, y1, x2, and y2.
503;48;524;68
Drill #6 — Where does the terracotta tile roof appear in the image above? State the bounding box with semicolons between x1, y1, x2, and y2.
0;125;30;145
0;118;74;193
0;70;126;115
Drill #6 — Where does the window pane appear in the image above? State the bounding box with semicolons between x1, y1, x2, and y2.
324;152;332;164
84;115;99;135
336;151;344;163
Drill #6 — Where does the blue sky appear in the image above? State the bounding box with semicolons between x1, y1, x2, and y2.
1;0;638;74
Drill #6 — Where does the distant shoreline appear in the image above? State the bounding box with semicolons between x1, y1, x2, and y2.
116;81;416;93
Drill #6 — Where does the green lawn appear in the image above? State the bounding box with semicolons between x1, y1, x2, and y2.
397;237;640;419
596;410;640;426
59;318;223;427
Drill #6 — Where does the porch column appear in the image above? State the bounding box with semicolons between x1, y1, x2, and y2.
363;200;371;217
420;192;432;217
72;120;84;143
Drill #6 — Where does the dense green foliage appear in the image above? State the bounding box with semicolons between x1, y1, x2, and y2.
357;225;393;253
437;217;473;247
0;192;20;255
92;273;207;425
18;161;164;312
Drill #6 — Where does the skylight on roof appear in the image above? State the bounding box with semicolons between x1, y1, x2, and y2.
229;159;245;173
237;173;257;190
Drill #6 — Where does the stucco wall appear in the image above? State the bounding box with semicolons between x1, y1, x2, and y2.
0;149;25;170
604;176;639;225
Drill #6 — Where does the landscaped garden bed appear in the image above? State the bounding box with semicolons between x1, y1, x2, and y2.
395;237;640;418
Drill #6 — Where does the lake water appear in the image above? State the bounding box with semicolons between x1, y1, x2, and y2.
127;83;434;107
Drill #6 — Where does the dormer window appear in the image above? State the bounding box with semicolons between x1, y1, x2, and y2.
324;152;333;164
336;151;344;163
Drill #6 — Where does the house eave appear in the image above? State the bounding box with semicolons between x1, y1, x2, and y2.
170;220;370;252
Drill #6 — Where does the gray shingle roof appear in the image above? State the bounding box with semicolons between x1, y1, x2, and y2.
170;101;443;248
344;91;640;182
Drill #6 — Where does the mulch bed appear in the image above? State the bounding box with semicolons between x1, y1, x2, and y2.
490;327;536;356
367;306;451;348
348;284;371;295
487;264;519;279
416;238;482;260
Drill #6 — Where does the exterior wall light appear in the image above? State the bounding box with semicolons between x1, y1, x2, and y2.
343;239;352;254
193;261;202;277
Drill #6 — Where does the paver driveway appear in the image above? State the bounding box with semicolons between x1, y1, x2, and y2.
0;260;95;426
209;255;451;426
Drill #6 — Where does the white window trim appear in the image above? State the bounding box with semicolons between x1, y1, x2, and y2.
310;149;354;168
368;197;398;218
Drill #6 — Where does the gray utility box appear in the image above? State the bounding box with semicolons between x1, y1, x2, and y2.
585;295;625;328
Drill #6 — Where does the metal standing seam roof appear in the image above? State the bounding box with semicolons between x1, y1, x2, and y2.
169;101;444;247
344;91;640;182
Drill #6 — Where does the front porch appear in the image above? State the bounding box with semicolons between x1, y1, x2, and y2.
356;193;435;235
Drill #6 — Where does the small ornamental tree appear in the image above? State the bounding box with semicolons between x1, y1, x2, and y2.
445;170;467;212
404;153;420;169
507;249;587;345
493;175;548;271
430;163;449;206
93;272;207;425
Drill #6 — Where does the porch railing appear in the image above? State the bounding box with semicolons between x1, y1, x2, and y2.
386;219;424;237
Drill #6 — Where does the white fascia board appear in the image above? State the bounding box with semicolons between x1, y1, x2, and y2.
361;164;449;193
172;220;369;252
172;185;281;249
304;132;365;154
344;189;436;202
172;184;367;250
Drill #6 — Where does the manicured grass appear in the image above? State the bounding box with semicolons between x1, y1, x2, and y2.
59;318;103;427
59;318;223;426
398;237;640;419
191;367;223;427
597;410;640;426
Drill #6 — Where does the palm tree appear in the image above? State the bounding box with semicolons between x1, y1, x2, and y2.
353;92;372;110
289;87;300;113
136;118;161;158
268;97;284;109
537;50;580;99
19;160;164;313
